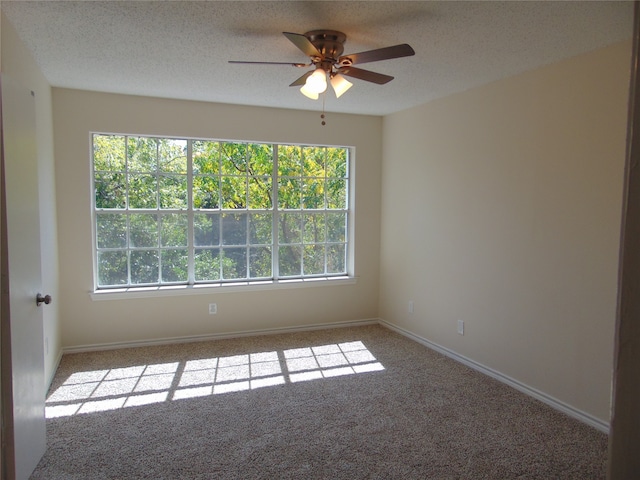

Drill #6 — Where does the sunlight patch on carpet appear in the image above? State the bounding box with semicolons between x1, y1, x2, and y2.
45;341;384;418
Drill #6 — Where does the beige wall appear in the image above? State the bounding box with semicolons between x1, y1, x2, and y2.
53;89;382;348
1;12;60;386
6;3;629;428
379;41;631;423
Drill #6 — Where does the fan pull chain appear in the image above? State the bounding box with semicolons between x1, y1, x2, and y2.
320;90;327;126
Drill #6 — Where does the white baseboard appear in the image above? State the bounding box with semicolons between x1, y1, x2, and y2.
60;316;610;433
378;319;610;434
61;318;380;354
46;348;64;390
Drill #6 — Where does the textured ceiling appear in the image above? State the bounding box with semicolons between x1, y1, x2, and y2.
1;1;634;116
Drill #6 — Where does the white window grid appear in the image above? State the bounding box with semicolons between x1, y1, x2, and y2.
92;135;350;289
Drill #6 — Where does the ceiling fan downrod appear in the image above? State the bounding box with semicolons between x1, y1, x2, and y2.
305;30;347;62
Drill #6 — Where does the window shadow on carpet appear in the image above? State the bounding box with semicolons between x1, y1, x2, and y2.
46;340;384;418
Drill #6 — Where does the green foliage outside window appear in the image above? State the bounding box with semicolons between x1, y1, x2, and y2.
93;134;349;288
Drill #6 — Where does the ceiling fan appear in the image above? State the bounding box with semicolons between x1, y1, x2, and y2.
229;30;415;100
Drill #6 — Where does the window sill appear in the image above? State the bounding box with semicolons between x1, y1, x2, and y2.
90;276;357;301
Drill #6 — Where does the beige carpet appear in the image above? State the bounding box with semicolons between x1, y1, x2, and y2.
31;325;608;479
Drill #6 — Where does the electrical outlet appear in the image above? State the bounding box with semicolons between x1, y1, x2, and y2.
209;303;217;315
457;320;464;336
408;300;414;314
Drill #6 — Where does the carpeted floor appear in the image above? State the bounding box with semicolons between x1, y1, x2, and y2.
30;324;608;479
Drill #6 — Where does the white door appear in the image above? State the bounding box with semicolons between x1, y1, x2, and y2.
1;74;47;479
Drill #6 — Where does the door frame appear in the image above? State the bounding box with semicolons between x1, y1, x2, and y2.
0;73;15;480
608;1;640;478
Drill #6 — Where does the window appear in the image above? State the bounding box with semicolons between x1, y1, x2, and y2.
92;134;350;289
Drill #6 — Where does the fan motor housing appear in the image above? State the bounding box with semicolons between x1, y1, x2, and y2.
304;30;346;61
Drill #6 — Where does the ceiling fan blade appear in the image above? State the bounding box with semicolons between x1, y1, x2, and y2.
229;61;310;67
289;71;313;87
283;32;322;58
339;44;415;65
338;66;394;85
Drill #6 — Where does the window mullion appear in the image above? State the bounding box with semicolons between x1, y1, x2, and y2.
245;147;250;280
155;140;162;283
187;140;195;284
272;144;279;280
126;135;133;286
324;149;329;275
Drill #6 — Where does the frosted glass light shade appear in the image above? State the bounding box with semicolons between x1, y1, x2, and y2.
300;84;319;100
305;69;328;94
330;74;353;98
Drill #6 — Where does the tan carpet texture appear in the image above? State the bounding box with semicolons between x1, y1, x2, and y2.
31;325;608;479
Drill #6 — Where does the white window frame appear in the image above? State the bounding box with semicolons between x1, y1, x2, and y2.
90;133;354;295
